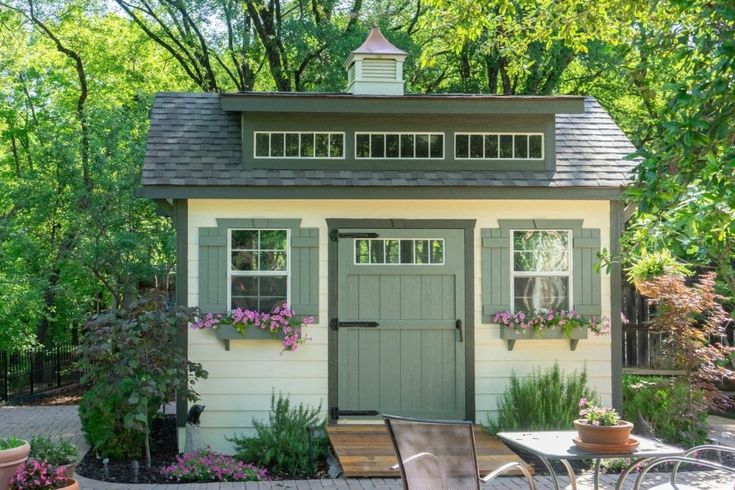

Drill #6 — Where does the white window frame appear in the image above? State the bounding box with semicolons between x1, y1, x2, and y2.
454;132;544;160
354;132;445;160
253;131;346;159
227;228;291;313
353;238;446;265
510;229;572;313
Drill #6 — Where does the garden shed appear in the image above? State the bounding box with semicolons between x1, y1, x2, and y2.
139;27;636;454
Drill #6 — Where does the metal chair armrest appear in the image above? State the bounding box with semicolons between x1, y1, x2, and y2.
671;444;735;485
389;451;437;470
480;462;536;490
636;455;735;490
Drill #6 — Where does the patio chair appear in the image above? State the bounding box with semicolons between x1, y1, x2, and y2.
384;414;536;490
616;444;735;489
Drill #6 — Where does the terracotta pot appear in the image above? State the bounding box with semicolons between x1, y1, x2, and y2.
574;419;634;446
58;479;79;490
0;441;30;490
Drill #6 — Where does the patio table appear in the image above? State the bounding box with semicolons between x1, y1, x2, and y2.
497;430;684;490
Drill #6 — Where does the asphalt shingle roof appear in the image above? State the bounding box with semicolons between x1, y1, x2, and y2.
141;93;637;190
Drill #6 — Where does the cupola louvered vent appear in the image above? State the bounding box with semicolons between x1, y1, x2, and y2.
344;26;407;95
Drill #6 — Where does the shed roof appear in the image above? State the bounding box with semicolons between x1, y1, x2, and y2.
140;93;637;199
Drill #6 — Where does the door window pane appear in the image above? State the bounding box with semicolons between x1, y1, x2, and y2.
400;240;414;263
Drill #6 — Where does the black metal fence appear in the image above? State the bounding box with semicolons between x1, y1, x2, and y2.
0;342;80;403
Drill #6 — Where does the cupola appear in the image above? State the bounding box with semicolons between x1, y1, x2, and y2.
344;26;407;96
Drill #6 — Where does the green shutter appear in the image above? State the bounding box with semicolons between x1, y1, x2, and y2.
290;227;320;320
572;228;602;317
198;227;228;313
481;228;511;323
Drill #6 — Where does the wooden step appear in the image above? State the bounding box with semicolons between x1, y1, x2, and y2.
326;424;531;478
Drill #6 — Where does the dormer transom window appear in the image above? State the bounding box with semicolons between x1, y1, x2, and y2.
355;132;444;159
455;133;543;160
254;131;344;159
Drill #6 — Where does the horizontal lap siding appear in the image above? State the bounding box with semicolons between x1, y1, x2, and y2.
187;199;611;453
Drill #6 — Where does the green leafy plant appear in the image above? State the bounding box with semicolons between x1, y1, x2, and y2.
623;375;708;446
28;437;78;466
160;449;269;482
79;385;145;460
77;292;208;467
577;398;621;426
486;363;598;433
0;437;25;450
229;393;328;478
626;250;690;285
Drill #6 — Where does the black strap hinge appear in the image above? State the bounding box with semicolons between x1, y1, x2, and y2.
330;318;380;330
330;407;380;420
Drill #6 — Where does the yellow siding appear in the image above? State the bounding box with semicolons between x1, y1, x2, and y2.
187;199;611;453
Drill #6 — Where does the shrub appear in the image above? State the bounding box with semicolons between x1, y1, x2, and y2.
160;449;269;482
79;385;144;460
10;460;70;490
623;375;708;446
0;437;25;450
28;437;78;466
486;363;597;433
229;393;328;477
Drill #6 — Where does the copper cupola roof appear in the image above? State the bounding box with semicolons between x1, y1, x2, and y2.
351;26;407;56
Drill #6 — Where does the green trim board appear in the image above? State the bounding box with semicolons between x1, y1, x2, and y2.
137;186;626;201
609;200;624;412
326;219;476;422
242;113;554;171
221;93;585;114
174;199;188;432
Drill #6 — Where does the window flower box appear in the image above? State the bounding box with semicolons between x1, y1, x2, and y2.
214;324;283;350
494;310;609;351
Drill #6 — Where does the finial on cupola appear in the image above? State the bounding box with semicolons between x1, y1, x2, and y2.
344;26;407;96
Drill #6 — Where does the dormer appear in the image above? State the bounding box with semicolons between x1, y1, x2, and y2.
344;26;407;96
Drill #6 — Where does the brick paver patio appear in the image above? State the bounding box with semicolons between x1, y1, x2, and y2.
1;405;732;489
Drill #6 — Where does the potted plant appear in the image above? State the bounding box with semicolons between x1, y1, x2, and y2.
0;437;30;490
574;398;633;446
626;250;690;297
9;460;78;490
27;438;78;478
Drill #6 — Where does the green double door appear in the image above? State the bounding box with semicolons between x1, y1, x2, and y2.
336;229;466;420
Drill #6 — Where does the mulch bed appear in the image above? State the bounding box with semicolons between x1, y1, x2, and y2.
10;385;85;406
76;414;178;484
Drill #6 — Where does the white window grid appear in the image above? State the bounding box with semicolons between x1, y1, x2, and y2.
227;228;291;312
510;229;572;313
454;132;544;160
354;238;446;265
354;132;445;159
253;131;346;159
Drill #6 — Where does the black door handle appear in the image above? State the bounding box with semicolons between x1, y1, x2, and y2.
455;319;464;342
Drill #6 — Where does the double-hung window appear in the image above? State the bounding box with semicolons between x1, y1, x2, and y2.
512;230;571;313
229;229;289;312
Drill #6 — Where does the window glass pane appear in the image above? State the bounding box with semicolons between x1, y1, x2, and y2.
484;135;498;158
231;230;257;249
529;135;543;158
514;276;569;313
330;134;344;157
513;231;569;272
300;133;314;157
356;134;370;158
260;230;287;250
231;251;257;271
400;240;414;263
430;134;443;158
231;276;258;297
315;133;329;157
400;134;414;158
355;239;370;263
370;134;385;158
286;133;299;156
470;135;483;158
414;240;429;264
269;133;284;157
514;135;528;158
259;251;287;271
385;240;400;263
455;134;468;158
260;276;287;296
255;133;269;157
499;135;513;158
386;134;399;158
231;296;258;310
430;240;444;264
415;134;429;158
370;239;385;263
259;296;287;313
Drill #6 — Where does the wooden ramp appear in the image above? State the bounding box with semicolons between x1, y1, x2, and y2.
326;424;530;478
